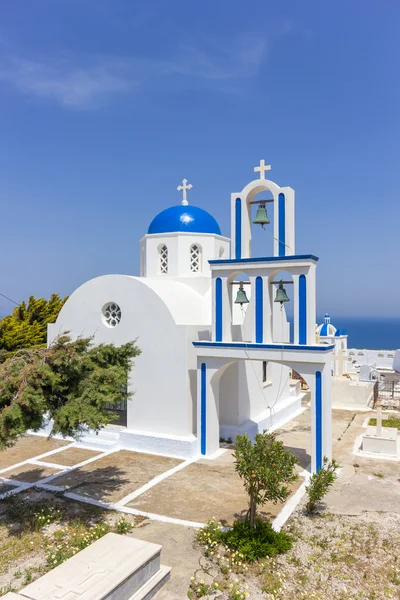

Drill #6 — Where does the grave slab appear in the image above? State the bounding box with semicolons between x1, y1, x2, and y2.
19;532;170;600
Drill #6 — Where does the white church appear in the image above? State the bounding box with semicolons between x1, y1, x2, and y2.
48;161;334;472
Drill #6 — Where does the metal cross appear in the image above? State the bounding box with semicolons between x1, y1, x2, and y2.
177;178;193;205
254;159;271;180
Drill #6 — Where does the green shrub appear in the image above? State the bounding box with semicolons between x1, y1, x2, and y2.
198;519;292;563
222;519;292;562
305;457;340;513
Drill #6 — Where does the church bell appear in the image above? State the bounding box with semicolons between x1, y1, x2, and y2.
253;202;270;228
234;282;250;306
274;281;290;305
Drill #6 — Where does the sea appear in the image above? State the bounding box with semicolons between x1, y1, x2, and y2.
317;317;400;351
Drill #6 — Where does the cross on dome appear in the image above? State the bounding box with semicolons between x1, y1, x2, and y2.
177;178;193;206
254;159;271;180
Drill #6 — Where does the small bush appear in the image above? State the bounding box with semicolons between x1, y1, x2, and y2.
222;519;292;562
305;457;340;513
198;519;292;563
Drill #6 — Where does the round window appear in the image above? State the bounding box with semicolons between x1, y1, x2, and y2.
102;302;122;328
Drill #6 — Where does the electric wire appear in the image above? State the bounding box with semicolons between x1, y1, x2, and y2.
0;292;19;306
238;297;290;417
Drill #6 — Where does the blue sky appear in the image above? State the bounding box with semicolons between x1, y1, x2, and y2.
0;0;399;319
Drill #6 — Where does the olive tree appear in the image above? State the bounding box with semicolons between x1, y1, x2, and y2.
234;431;299;528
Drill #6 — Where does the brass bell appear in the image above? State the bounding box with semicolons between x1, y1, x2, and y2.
234;282;250;306
253;201;270;228
274;280;290;304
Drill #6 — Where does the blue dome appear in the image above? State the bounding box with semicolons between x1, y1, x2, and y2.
148;205;221;235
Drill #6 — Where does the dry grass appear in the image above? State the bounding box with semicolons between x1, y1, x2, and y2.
0;490;143;595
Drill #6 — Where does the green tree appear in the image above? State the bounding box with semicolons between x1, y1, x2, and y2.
234;431;299;528
0;294;67;360
0;334;140;449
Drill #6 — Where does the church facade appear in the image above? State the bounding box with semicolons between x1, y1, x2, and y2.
48;162;334;471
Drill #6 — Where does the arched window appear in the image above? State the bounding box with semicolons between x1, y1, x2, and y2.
159;244;168;274
190;244;201;272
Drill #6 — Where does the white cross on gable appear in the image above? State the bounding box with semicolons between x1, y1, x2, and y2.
177;178;193;205
254;159;271;180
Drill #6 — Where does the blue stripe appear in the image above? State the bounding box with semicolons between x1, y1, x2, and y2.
235;198;242;260
215;277;222;342
299;274;307;344
255;276;263;343
201;363;206;455
209;254;319;265
316;371;322;471
193;341;335;351
278;193;285;257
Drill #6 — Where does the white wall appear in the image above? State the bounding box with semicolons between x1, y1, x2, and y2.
348;348;397;369
48;274;206;438
141;232;230;278
332;377;374;408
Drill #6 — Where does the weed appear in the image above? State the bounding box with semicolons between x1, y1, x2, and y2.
115;516;134;534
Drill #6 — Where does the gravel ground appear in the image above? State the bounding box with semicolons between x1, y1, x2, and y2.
189;503;400;600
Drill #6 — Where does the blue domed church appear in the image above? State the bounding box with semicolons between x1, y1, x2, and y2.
48;165;334;471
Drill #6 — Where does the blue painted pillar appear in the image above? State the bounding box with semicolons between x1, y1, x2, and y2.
299;274;307;344
200;362;207;455
278;193;286;257
255;276;263;343
315;371;322;471
235;198;242;260
215;278;222;342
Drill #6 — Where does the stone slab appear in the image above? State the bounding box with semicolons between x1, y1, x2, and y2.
20;533;163;600
2;594;27;599
362;426;398;456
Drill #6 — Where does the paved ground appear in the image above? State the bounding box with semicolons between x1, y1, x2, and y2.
0;436;69;469
128;451;303;523
50;450;183;503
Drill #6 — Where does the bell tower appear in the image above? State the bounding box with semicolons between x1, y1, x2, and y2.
193;160;334;474
231;160;295;260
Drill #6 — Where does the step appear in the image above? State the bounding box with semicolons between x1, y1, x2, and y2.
129;565;171;600
78;436;119;449
16;533;169;600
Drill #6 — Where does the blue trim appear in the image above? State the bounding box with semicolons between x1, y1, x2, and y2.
255;277;263;343
315;371;322;471
209;254;319;265
235;198;242;260
319;324;329;336
278;193;285;257
215;278;222;342
201;363;207;455
193;341;335;351
299;274;307;345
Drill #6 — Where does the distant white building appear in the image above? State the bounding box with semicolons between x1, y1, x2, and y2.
316;314;348;377
48;162;334;472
